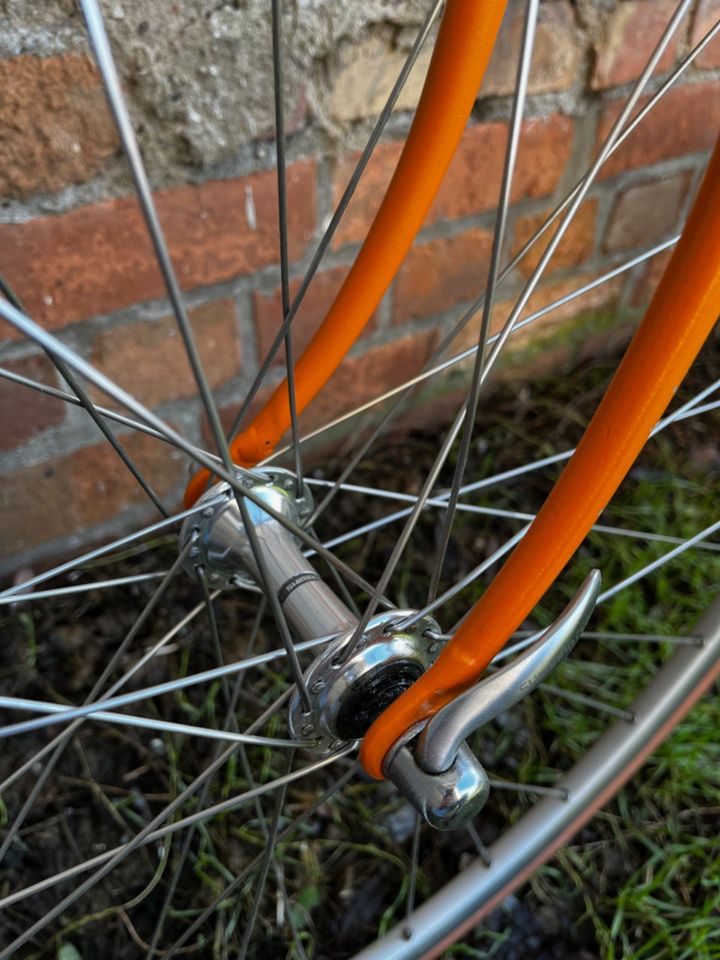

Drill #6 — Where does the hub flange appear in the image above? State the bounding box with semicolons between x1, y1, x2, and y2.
288;610;442;754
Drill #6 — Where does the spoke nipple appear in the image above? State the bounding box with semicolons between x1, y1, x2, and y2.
402;926;413;941
301;723;314;737
310;679;325;694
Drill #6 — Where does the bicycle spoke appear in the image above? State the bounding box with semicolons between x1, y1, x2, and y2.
491;518;720;667
0;696;305;747
0;576;218;796
280;237;679;493
581;631;703;646
0;630;335;740
487;779;568;800
466;822;492;867
427;0;539;604
143;598;267;956
676;398;720;420
308;457;720;568
339;405;470;664
224;0;444;445
0;571;170;604
478;0;692;387
312;524;363;618
396;524;530;632
272;15;719;487
272;0;303;498
79;0;237;480
162;764;359;959
0;278;170;519
0;746;354;933
0;362;223;454
538;684;636;722
83;0;319;688
0;497;224;600
0;297;391;608
0;543;194;863
598;518;720;603
237;749;295;960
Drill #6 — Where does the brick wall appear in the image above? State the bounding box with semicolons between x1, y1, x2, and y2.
1;0;719;574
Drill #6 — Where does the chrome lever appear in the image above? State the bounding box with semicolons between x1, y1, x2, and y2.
416;569;601;775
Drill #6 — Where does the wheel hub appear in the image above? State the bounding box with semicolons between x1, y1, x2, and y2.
287;610;442;753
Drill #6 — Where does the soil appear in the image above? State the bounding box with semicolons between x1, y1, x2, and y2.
1;334;718;959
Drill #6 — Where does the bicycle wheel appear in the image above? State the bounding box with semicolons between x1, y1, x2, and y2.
1;0;719;957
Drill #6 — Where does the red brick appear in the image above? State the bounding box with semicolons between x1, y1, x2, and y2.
0;54;118;198
202;331;438;453
200;385;273;451
89;300;241;409
596;82;720;179
629;247;674;307
420;123;509;228
0;163;316;335
0;353;65;451
432;115;575;221
449;269;625;358
0;429;183;556
483;0;583;98
603;171;690;252
299;331;439;435
253;265;378;366
690;0;720;70
591;0;680;90
511;199;598;279
331;116;573;250
393;228;494;325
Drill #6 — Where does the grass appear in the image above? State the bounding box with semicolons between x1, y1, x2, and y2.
1;334;718;959
420;341;720;958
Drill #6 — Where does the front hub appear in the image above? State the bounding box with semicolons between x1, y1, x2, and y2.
287;610;442;753
178;469;492;829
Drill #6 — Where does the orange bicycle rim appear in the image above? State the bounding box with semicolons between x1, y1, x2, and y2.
360;134;720;778
184;0;509;508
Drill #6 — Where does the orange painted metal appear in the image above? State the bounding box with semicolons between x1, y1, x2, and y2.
360;134;720;778
184;0;509;508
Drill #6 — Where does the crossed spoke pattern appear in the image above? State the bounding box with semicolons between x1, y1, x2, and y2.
0;0;718;956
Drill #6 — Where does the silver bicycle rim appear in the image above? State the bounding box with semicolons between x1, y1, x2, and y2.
357;597;720;958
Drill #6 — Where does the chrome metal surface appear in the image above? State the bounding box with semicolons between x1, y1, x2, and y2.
288;611;442;753
384;736;490;832
355;595;720;959
179;471;356;645
418;571;601;774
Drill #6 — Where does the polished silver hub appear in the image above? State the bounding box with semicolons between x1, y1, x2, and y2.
178;469;357;643
177;471;600;831
287;610;442;753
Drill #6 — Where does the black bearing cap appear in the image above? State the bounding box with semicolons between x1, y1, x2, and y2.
334;660;423;740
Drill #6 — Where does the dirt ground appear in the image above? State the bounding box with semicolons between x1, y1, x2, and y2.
1;334;718;958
